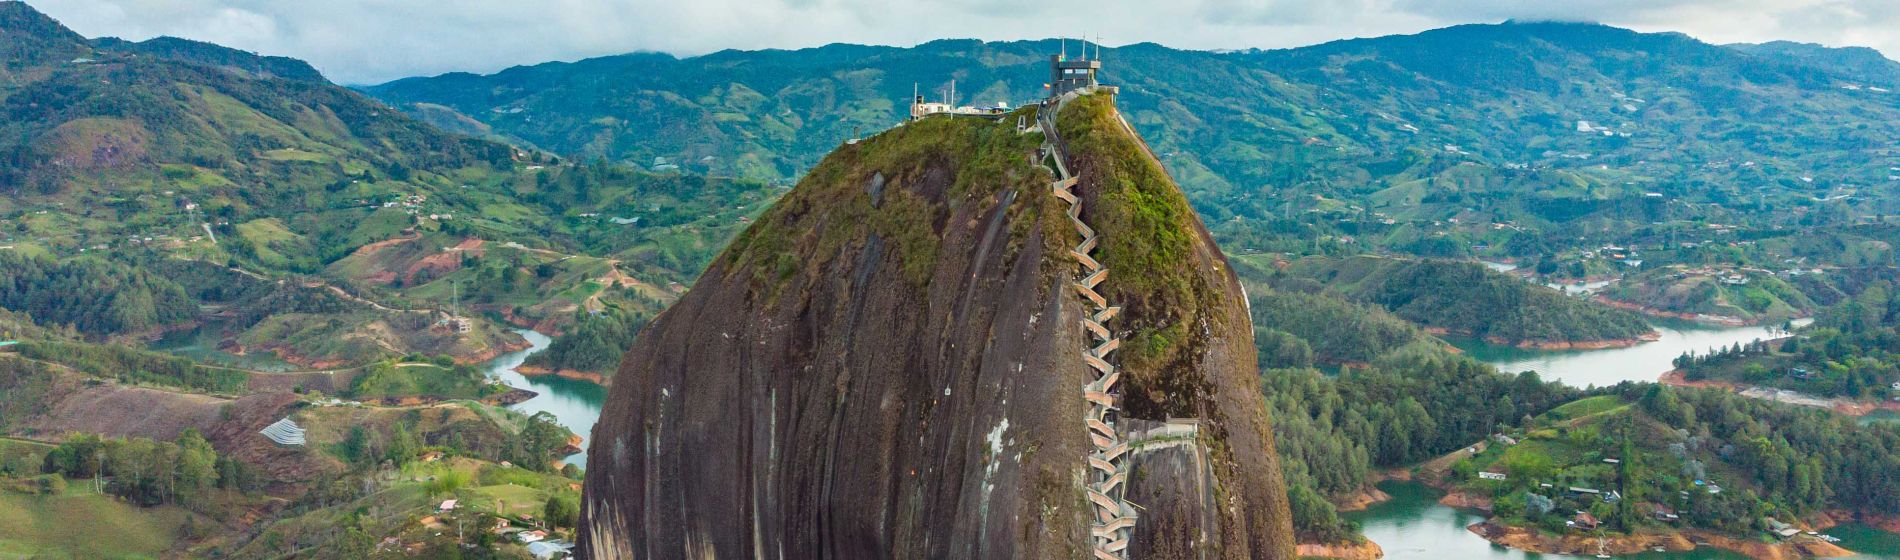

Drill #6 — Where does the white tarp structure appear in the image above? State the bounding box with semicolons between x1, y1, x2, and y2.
259;417;306;446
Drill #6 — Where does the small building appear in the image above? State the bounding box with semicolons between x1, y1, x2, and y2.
517;529;548;543
420;451;445;462
1653;504;1681;522
1049;52;1103;98
1569;487;1601;495
1573;512;1600;530
910;98;953;120
526;540;573;560
439;499;458;512
1478;471;1508;481
1603;458;1621;464
1764;518;1800;539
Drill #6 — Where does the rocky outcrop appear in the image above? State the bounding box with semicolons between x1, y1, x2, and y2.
579;93;1296;558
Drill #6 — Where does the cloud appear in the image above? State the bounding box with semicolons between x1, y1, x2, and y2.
23;0;1900;84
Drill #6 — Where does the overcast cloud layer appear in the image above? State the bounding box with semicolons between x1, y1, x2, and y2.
25;0;1900;84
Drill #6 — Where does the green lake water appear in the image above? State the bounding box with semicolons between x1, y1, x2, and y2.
483;329;607;466
1449;319;1808;389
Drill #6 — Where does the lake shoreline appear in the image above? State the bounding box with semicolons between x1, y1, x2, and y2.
515;364;612;386
1467;521;1853;560
1458;318;1807;389
1660;370;1900;417
1407;453;1838;560
1594;297;1759;327
1402;437;1872;560
1423;327;1661;350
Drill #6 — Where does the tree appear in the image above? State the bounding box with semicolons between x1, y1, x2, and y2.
388;424;421;465
174;428;219;500
425;468;470;496
544;492;581;529
1526;492;1555;517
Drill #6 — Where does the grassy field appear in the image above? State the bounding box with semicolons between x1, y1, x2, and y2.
468;483;546;517
349;362;498;400
0;486;192;559
1539;395;1629;424
0;438;50;468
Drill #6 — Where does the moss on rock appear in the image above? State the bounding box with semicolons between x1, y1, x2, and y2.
1057;93;1226;419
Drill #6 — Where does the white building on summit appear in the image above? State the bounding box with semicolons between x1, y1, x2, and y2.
259;417;307;446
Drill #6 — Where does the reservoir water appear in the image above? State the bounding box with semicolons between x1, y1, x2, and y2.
1450;319;1809;388
483;329;606;466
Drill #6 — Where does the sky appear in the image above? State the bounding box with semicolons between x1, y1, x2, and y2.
26;0;1900;85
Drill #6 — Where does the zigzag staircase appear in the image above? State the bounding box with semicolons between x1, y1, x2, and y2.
1038;94;1137;560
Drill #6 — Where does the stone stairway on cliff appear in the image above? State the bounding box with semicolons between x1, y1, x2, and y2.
1038;90;1138;560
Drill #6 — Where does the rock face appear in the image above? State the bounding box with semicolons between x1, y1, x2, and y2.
580;93;1295;559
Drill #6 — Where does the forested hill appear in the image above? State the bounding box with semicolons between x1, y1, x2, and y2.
90;36;328;82
0;1;514;206
1274;256;1654;345
368;23;1900;255
1727;41;1900;88
0;0;87;71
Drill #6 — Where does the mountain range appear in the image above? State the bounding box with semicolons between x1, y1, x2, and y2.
368;23;1900;258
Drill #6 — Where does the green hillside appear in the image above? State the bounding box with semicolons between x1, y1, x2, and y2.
0;3;771;365
91;36;328;82
1447;385;1900;542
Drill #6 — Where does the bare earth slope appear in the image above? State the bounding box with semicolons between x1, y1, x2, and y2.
580;92;1294;559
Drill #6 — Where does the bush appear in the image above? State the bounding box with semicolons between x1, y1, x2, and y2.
543;492;580;528
424;468;470;496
